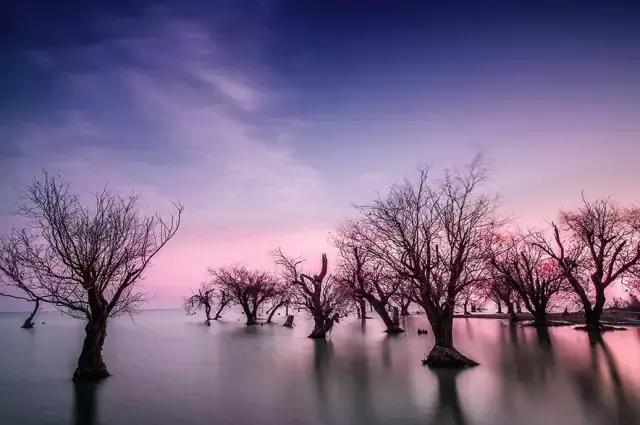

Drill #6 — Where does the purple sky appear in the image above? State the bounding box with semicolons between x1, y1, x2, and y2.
2;1;640;309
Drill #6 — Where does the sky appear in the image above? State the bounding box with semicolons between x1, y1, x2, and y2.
1;0;640;310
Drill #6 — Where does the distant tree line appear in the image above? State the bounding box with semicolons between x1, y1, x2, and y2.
2;158;640;378
181;157;640;368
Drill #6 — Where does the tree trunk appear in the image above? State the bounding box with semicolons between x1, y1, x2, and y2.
204;303;212;326
400;300;410;316
308;314;339;339
584;289;605;331
358;298;367;319
507;302;518;324
21;298;40;329
584;306;603;331
463;300;469;316
423;309;478;368
432;315;454;349
213;300;228;320
74;314;110;381
532;308;548;327
241;303;258;325
496;299;502;314
309;315;328;338
267;302;285;323
369;299;404;334
283;315;294;327
515;301;522;314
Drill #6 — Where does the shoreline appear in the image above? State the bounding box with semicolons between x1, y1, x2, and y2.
448;310;640;327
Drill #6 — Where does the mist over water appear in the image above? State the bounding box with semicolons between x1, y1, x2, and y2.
1;310;639;425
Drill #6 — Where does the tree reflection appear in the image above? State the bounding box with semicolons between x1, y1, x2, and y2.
498;324;557;395
570;332;639;425
426;369;468;425
73;380;100;425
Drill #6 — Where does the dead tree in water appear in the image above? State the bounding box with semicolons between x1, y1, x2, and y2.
274;249;348;338
488;233;566;326
0;237;45;328
211;266;278;325
2;173;182;380
184;282;231;325
355;158;496;367
485;274;519;323
283;314;295;327
532;197;640;331
393;285;412;316
265;281;291;323
334;222;405;333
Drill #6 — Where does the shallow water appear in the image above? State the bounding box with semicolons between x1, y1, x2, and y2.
0;309;639;425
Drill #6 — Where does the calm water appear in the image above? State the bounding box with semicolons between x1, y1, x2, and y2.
0;309;639;425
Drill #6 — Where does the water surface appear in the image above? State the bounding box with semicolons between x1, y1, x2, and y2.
1;310;639;425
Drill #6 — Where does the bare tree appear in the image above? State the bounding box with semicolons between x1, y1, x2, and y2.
393;285;413;316
488;233;567;326
274;249;349;338
211;266;278;325
458;283;486;315
334;221;405;333
265;280;291;324
184;282;231;325
532;197;640;331
485;273;520;323
0;236;44;328
3;173;182;380
355;158;496;367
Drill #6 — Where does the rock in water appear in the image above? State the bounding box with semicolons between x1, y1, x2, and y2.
422;346;479;368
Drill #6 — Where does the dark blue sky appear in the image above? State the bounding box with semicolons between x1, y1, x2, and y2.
2;0;640;307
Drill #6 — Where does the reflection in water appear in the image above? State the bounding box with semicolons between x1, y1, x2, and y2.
535;326;553;352
571;332;640;425
359;317;367;333
427;369;467;425
499;323;557;390
1;311;639;425
73;381;100;425
311;339;334;422
463;318;474;340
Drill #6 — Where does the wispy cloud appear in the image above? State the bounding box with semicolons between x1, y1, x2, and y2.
0;7;338;305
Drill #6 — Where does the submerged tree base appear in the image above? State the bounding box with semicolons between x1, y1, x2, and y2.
283;315;294;327
520;320;574;328
73;364;111;381
21;319;35;329
384;326;405;334
574;324;627;332
422;346;479;368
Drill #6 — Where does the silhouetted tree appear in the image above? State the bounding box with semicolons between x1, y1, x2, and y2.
265;280;291;323
393;285;412;316
488;233;566;326
532;197;640;331
1;173;182;380
355;158;496;367
334;221;405;333
211;266;278;325
274;249;349;338
485;274;519;323
184;282;231;325
458;282;486;316
0;237;44;328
